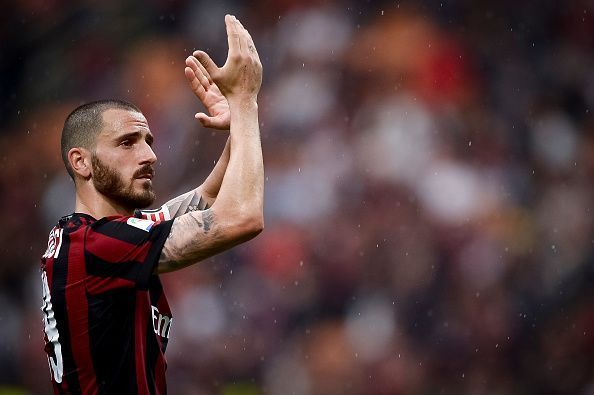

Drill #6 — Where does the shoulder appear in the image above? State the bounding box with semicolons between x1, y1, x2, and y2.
57;213;96;233
89;215;157;236
87;215;173;244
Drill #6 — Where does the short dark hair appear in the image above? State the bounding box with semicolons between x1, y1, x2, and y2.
61;99;141;179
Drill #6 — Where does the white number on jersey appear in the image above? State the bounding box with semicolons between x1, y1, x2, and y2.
42;227;63;259
41;270;64;383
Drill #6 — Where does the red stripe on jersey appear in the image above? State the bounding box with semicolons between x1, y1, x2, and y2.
158;212;164;221
86;276;135;295
66;229;98;394
86;232;150;263
134;292;150;395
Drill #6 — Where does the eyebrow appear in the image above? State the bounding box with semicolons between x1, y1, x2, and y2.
115;131;154;144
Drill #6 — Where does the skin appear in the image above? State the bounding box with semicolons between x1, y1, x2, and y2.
154;56;234;217
68;14;264;273
70;109;157;219
158;15;264;273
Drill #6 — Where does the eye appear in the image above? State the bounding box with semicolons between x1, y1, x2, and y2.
120;139;133;147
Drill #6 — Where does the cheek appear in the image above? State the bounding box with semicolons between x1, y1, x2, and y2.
95;148;138;180
110;157;135;177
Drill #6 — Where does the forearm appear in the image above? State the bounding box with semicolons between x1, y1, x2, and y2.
211;98;263;224
157;100;263;273
141;137;230;220
156;15;263;273
200;136;230;200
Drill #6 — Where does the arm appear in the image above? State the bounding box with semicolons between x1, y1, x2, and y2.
150;137;230;219
157;14;264;273
142;49;234;219
196;136;230;203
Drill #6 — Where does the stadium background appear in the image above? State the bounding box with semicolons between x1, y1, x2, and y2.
1;0;593;393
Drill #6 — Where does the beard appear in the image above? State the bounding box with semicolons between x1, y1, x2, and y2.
91;154;156;210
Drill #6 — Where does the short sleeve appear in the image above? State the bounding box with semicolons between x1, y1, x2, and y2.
84;216;174;291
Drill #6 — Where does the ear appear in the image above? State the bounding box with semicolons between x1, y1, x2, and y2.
68;147;92;179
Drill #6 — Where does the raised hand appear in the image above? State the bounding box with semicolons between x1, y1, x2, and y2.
185;55;231;130
193;15;262;102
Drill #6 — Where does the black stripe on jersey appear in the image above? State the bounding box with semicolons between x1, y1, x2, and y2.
51;233;83;393
146;276;167;394
145;312;159;395
86;255;157;291
87;289;138;394
148;277;169;353
90;218;161;246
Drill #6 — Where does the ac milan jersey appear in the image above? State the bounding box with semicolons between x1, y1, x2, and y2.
40;212;174;395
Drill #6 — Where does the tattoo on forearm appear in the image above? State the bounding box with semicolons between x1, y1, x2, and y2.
189;213;204;229
202;209;214;232
158;208;222;273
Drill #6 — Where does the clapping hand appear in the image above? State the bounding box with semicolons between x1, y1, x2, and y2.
193;15;262;102
185;54;231;130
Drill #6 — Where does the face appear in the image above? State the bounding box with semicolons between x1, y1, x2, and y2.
91;108;157;209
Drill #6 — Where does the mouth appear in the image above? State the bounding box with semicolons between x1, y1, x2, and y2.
135;172;154;181
134;166;155;180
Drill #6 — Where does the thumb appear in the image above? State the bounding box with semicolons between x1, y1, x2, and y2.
193;50;219;77
195;113;212;127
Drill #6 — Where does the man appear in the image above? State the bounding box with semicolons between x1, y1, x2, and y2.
40;15;263;394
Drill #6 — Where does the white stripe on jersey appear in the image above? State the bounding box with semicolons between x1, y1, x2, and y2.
140;205;171;221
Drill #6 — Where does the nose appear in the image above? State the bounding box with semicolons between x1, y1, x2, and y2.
140;141;157;165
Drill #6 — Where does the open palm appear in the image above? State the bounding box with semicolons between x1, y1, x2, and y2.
185;55;231;130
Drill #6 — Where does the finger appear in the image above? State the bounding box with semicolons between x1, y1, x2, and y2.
225;14;241;54
184;66;205;96
185;57;204;86
195;113;211;127
235;17;259;61
194;50;219;76
233;16;248;54
191;56;213;87
246;34;260;62
196;113;229;130
191;53;213;84
187;56;210;91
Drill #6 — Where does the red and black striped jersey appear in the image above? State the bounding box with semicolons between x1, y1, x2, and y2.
40;212;174;395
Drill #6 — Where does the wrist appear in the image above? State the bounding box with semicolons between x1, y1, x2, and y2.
227;95;258;110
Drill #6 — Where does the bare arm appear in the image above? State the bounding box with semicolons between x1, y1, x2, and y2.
142;51;233;220
183;53;233;204
150;137;230;219
157;15;264;273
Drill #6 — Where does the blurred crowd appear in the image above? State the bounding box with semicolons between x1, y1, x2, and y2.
1;0;594;394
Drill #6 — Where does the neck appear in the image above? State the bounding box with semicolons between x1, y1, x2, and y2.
75;187;135;218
